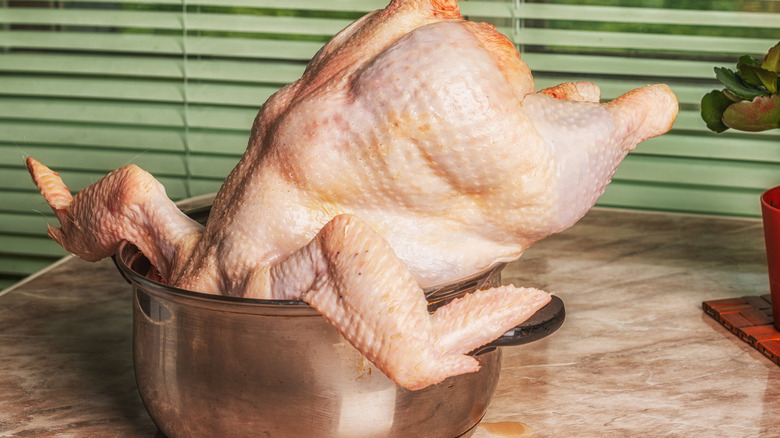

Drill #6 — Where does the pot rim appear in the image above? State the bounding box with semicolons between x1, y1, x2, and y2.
113;239;505;310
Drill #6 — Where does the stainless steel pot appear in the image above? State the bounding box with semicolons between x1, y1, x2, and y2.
113;207;564;438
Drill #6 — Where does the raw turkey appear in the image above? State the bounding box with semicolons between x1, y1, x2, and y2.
26;0;678;390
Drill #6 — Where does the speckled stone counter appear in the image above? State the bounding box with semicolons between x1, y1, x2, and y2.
2;207;779;437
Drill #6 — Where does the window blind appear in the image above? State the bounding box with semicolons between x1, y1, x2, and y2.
1;0;779;289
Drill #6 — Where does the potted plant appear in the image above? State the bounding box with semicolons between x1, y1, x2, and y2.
701;42;779;133
701;42;780;328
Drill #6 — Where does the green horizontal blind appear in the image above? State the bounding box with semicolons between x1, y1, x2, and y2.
0;0;779;289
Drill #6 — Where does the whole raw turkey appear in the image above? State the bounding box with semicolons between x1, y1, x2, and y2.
27;0;678;390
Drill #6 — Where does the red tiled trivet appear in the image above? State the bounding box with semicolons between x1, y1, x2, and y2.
702;294;780;365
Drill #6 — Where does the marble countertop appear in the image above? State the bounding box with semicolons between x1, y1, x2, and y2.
2;207;779;437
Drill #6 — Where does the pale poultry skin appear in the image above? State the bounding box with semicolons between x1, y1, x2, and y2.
27;0;678;390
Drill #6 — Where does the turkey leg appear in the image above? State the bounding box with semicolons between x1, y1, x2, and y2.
270;214;551;390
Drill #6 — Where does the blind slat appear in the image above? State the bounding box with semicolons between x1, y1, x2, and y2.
516;28;776;55
1;8;353;36
0;53;306;84
524;53;732;79
0;31;320;59
0;121;249;155
0;8;185;29
0;76;186;103
0;53;186;78
615;154;780;191
0;30;184;54
634;134;780;164
599;181;762;217
0;234;73;257
0;212;58;235
1;97;260;132
0;75;278;106
0;121;189;152
0;97;188;128
0;146;189;176
0;254;59;277
508;3;780;28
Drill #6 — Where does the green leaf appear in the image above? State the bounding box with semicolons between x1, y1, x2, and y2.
737;54;761;69
761;42;780;74
739;64;778;93
700;89;733;133
722;94;780;132
714;67;767;100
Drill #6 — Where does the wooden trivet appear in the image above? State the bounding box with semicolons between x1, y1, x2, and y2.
702;294;780;365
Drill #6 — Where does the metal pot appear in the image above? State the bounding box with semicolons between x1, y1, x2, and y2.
113;207;564;438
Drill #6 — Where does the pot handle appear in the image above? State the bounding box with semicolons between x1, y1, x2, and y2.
471;295;565;356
